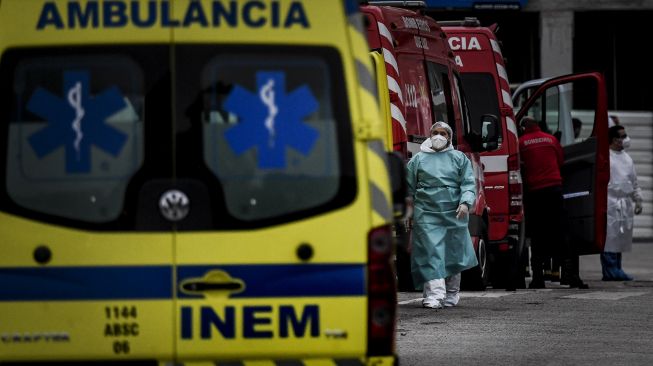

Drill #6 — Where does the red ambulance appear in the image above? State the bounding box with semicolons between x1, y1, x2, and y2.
361;4;501;290
441;19;526;288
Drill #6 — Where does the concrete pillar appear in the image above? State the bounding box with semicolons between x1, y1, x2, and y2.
540;10;573;78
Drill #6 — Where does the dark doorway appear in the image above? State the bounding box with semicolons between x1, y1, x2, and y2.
574;11;653;111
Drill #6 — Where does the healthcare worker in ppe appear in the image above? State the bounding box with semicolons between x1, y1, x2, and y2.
405;121;477;309
602;125;642;281
608;115;633;149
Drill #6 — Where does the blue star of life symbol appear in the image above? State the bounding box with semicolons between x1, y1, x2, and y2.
223;71;319;169
26;71;128;173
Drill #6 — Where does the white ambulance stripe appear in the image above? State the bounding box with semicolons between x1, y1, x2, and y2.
473;159;485;184
383;48;399;76
562;291;648;300
480;155;508;173
502;90;513;108
391;103;407;130
378;22;394;44
387;75;404;103
496;63;508;83
490;39;502;56
506;116;518;138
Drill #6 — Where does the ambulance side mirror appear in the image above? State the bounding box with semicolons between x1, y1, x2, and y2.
481;114;500;151
387;151;407;218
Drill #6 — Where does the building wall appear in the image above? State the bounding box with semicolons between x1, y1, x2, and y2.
522;0;653;96
539;10;573;78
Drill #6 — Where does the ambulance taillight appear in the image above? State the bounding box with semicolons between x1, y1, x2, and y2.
367;225;396;356
508;154;523;215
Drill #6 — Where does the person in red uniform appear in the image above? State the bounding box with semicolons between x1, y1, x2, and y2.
519;116;588;289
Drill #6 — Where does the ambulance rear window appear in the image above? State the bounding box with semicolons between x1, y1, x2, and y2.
425;62;454;125
460;73;503;141
1;50;146;224
176;46;355;224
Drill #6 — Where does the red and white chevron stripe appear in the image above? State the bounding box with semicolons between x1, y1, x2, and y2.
377;21;408;152
490;38;518;145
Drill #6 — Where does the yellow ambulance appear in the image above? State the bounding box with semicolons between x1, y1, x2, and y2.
0;1;401;364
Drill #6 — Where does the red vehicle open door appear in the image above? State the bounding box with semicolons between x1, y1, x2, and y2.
513;72;610;255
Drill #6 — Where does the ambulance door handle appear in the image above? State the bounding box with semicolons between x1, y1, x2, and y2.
179;270;246;296
181;281;243;292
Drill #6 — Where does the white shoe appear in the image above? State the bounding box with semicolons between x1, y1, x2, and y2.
443;295;459;307
422;298;443;309
422;278;446;309
443;274;461;307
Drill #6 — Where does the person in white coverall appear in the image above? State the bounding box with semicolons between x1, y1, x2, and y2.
405;121;477;309
601;125;642;281
608;115;633;148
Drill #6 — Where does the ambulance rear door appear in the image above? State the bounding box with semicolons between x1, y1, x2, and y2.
514;72;609;254
0;1;176;361
170;1;370;362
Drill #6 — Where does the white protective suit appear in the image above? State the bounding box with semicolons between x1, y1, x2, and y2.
407;124;477;309
605;149;642;253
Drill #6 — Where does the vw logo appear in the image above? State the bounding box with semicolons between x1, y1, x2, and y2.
159;190;190;221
